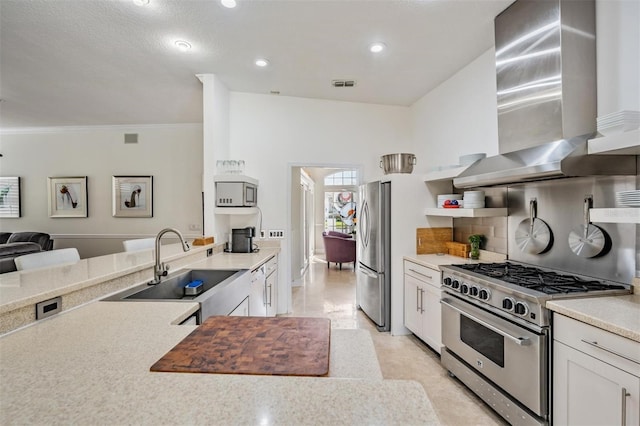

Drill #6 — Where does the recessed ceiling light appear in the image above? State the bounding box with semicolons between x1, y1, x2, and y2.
255;58;269;67
369;42;386;53
174;40;192;52
133;0;150;6
221;0;237;8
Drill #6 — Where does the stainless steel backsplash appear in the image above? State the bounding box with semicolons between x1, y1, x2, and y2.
507;176;636;284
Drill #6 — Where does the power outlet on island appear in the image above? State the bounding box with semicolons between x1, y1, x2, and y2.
269;230;284;239
260;229;266;239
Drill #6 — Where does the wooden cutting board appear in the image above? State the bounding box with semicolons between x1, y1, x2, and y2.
150;316;331;376
416;227;452;254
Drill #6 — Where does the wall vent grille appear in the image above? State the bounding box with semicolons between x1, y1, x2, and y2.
331;80;356;88
124;133;138;144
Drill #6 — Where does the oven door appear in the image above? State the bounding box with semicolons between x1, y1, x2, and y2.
441;295;548;417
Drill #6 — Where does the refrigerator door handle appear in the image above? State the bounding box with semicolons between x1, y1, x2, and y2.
360;200;370;248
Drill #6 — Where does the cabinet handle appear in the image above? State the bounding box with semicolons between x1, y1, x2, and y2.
409;268;433;280
621;387;630;426
420;288;425;313
263;285;267;307
580;340;640;365
267;284;272;307
416;287;421;312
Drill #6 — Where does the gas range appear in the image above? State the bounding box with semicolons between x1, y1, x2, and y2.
440;262;631;327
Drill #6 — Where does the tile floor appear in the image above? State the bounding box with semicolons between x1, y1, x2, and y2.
286;256;507;426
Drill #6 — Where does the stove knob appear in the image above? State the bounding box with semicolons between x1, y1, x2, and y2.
515;302;529;316
460;283;469;295
451;279;460;290
502;297;515;312
443;277;452;287
469;285;479;297
479;288;491;301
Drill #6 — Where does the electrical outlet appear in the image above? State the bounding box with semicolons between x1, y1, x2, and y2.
268;230;284;239
260;229;266;238
188;223;202;231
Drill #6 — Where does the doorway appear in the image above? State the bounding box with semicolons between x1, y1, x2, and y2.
289;164;360;292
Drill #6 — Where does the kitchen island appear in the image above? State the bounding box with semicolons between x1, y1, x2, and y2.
0;246;441;424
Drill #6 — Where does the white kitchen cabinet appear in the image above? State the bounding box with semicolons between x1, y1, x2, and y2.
265;257;278;317
553;313;640;426
403;259;442;353
229;296;249;316
249;255;278;317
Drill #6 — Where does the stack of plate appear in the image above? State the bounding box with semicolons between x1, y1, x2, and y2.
597;111;640;136
437;193;463;208
463;190;485;209
615;190;640;207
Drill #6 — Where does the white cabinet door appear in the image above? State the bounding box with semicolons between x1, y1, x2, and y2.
404;274;422;336
554;340;640;425
265;270;277;317
229;297;249;316
403;260;442;353
420;282;442;354
249;268;266;316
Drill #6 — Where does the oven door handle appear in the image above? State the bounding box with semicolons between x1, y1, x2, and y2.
440;299;531;346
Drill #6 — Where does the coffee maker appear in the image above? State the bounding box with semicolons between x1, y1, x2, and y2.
231;227;255;253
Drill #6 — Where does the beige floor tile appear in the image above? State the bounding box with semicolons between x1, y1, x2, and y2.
284;256;507;426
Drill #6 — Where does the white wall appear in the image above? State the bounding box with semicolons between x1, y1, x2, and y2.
596;0;640;115
228;93;411;312
409;48;500;170
0;124;203;257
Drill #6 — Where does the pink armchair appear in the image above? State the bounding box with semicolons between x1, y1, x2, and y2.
322;231;356;270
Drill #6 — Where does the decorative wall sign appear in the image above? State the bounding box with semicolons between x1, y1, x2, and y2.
48;176;88;218
112;175;153;217
0;177;21;218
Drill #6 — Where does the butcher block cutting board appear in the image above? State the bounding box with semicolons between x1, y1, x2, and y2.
150;316;331;376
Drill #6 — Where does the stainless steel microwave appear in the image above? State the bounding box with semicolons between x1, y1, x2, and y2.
215;181;257;207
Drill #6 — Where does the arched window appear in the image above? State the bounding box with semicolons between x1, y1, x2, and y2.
324;170;357;186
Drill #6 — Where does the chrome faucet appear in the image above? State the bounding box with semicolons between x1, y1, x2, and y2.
148;228;190;285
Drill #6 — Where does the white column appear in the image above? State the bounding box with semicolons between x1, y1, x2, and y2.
197;73;231;242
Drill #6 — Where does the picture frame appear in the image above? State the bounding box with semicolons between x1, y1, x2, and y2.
0;177;21;218
112;175;153;218
48;176;88;218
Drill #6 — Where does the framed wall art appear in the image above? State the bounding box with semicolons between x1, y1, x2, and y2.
48;176;88;218
112;175;153;218
0;177;21;218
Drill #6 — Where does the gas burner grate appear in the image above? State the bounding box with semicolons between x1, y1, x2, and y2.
451;262;625;294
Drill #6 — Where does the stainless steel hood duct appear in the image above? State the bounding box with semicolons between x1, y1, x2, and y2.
454;0;637;189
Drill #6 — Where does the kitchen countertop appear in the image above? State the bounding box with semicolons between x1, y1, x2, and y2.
0;243;213;315
188;248;280;271
547;294;640;343
0;300;440;424
0;245;279;335
404;250;507;270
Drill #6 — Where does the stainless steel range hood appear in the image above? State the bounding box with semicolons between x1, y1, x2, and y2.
454;0;637;189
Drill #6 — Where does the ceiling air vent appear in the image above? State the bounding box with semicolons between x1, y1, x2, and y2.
124;133;138;144
331;80;356;88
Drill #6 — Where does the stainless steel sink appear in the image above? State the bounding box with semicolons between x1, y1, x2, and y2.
102;268;251;322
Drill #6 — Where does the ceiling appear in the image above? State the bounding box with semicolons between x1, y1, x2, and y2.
0;0;513;129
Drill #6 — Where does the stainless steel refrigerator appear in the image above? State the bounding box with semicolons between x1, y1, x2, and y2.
356;180;391;331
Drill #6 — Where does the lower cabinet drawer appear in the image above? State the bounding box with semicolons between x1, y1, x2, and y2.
403;260;440;287
553;313;640;376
